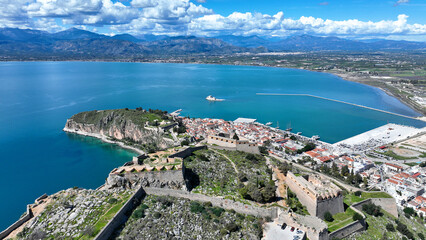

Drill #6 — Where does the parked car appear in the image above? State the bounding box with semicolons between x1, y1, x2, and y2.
291;227;295;232
281;223;287;230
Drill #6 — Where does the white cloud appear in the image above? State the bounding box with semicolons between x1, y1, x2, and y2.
394;0;409;6
0;0;425;40
187;12;426;38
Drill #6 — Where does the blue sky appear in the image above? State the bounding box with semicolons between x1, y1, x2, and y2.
0;0;425;40
202;0;425;22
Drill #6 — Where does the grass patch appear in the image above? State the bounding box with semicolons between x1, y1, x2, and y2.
404;162;419;167
361;192;392;199
326;207;356;232
344;194;365;206
380;150;417;160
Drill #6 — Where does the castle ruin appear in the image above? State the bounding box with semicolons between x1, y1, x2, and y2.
285;172;344;219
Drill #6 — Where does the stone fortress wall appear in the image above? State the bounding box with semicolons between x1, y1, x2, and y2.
285;172;344;219
106;146;207;190
94;186;146;240
144;187;278;219
328;203;366;239
0;205;33;240
94;186;278;240
351;197;398;218
207;135;260;154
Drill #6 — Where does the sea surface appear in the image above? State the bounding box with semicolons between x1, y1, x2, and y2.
0;62;424;229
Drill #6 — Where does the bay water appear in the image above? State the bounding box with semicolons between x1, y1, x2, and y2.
0;62;424;229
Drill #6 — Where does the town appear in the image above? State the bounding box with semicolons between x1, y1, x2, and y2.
181;115;426;239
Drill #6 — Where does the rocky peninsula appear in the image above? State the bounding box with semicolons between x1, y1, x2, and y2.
63;108;178;154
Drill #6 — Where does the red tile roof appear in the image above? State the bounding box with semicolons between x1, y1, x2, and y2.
305;151;320;158
411;172;421;178
385;163;403;169
317;156;331;162
387;179;399;185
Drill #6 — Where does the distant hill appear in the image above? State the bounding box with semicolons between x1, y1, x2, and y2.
215;33;425;51
0;27;425;60
51;28;107;40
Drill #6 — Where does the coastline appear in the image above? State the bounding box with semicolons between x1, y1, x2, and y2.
63;127;146;156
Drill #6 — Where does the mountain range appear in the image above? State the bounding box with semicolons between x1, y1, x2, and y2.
0;27;425;60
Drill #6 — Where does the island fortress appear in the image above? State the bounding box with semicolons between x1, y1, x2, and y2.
285;172;344;219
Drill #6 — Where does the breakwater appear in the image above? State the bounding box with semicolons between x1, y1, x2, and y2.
256;93;419;120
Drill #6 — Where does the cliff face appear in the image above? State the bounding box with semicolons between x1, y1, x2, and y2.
64;109;173;149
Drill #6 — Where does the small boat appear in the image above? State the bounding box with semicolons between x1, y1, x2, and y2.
206;95;225;101
312;135;320;140
296;132;302;135
286;128;292;131
265;122;273;126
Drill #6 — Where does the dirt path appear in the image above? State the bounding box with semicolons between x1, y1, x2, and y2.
266;157;287;207
212;149;239;174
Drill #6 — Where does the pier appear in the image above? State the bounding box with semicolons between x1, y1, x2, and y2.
256;93;420;120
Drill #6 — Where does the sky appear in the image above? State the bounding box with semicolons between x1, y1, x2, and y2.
1;0;426;41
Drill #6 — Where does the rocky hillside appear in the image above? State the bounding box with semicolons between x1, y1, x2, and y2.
64;108;175;152
114;195;263;240
16;188;133;239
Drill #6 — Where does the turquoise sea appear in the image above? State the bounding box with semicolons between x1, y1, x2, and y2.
0;62;424;229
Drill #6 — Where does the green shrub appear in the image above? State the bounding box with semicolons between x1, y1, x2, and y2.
132;208;145;219
353;212;363;221
153;212;161;219
190;202;205;213
362;203;382;216
226;223;239;232
324;211;334;222
354;191;362;196
211;207;225;217
220;228;228;235
385;223;395;232
108;198;118;204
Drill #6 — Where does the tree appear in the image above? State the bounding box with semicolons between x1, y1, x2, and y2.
354;191;362;197
324;211;334;222
418;232;425;240
353;212;363;221
261;180;276;203
341;165;350;176
232;133;239;140
363;177;368;187
403;207;415;217
279;162;292;176
180;140;189;146
258;146;268;155
362;203;382;217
